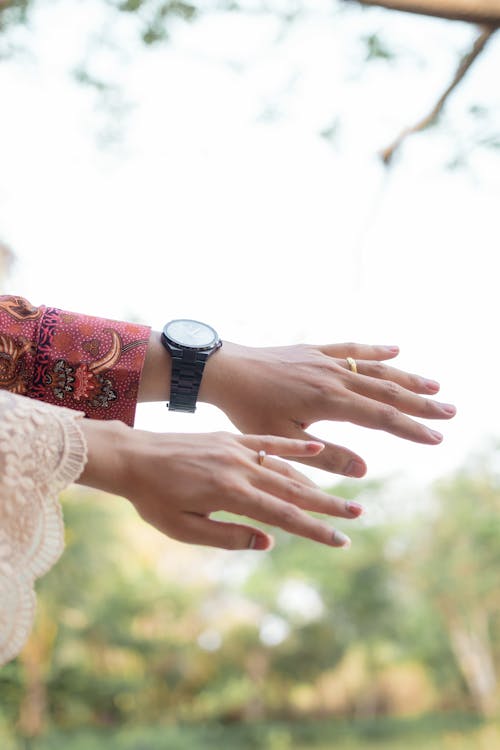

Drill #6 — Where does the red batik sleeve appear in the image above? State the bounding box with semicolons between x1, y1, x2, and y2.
0;295;151;426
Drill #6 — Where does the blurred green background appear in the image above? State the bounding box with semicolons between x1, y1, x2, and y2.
1;454;500;748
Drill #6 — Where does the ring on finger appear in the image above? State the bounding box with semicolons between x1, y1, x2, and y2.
346;356;358;374
257;450;266;466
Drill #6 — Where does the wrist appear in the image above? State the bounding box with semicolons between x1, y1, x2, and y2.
137;330;172;402
77;418;132;496
197;339;235;407
138;327;227;410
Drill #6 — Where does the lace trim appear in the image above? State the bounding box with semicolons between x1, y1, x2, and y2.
0;392;88;666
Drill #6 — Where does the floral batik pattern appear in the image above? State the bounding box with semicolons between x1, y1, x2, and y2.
0;296;150;426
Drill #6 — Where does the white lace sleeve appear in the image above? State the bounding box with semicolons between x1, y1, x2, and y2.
0;391;88;666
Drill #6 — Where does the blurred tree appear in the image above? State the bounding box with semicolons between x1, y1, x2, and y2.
239;480;419;719
411;452;500;717
3;456;500;738
0;0;498;163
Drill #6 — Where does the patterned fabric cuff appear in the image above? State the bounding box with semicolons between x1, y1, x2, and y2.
0;296;151;426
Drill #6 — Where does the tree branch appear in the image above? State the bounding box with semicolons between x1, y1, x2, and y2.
353;0;500;25
380;24;498;166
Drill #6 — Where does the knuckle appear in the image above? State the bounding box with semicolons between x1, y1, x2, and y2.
311;358;336;382
262;434;280;450
383;380;400;403
423;397;439;416
278;462;295;479
216;433;246;458
300;343;315;357
217;445;236;466
379;404;400;429
344;341;358;352
325;453;343;472
372;361;386;377
279;504;303;528
409;374;423;391
252;488;269;511
215;430;235;446
287;479;305;499
220;444;245;467
313;377;333;400
219;475;243;498
309;524;329;544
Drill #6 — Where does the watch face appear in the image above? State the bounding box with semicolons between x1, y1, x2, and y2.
165;319;218;349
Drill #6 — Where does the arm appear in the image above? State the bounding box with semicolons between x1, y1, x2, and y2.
0;295;150;426
138;332;456;476
0;296;456;477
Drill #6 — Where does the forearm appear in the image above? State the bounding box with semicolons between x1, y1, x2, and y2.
0;295;224;416
137;330;171;402
0;295;150;425
77;418;131;496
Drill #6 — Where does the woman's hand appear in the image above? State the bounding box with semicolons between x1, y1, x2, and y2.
78;421;363;551
200;341;456;477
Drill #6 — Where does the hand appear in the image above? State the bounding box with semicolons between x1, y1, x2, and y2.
200;341;456;476
78;421;364;550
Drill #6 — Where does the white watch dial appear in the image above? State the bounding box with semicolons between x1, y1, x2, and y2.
166;319;217;348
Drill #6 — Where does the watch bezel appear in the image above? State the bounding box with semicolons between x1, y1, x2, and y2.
162;319;219;351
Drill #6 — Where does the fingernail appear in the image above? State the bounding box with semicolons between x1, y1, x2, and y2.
249;534;273;551
429;429;443;443
345;500;364;517
332;529;351;548
346;460;365;477
440;403;456;416
384;346;399;353
425;379;440;391
307;441;325;453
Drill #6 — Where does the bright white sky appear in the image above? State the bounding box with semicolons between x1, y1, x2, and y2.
1;0;500;494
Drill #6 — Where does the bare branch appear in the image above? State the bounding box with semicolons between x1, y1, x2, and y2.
380;24;498;166
353;0;500;25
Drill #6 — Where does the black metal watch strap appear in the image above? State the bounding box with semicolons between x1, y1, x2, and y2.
168;349;209;413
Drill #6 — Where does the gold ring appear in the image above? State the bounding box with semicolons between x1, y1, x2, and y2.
346;356;357;374
258;449;266;466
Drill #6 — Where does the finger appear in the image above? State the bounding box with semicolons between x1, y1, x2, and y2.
343;371;456;420
241;431;367;478
261;455;319;488
336;391;444;444
176;514;274;551
228;488;352;548
340;359;441;395
318;343;400;361
240;434;326;459
287;429;367;477
253;466;365;519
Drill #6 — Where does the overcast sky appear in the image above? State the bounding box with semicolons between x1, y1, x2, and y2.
1;0;500;495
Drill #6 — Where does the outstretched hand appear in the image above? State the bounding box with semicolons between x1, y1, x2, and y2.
79;421;364;551
201;341;456;476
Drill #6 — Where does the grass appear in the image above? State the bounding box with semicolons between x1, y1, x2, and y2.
9;714;499;750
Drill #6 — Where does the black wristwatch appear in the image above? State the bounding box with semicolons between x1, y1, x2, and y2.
160;319;222;413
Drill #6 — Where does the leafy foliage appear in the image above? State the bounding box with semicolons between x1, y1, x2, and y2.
2;451;500;744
